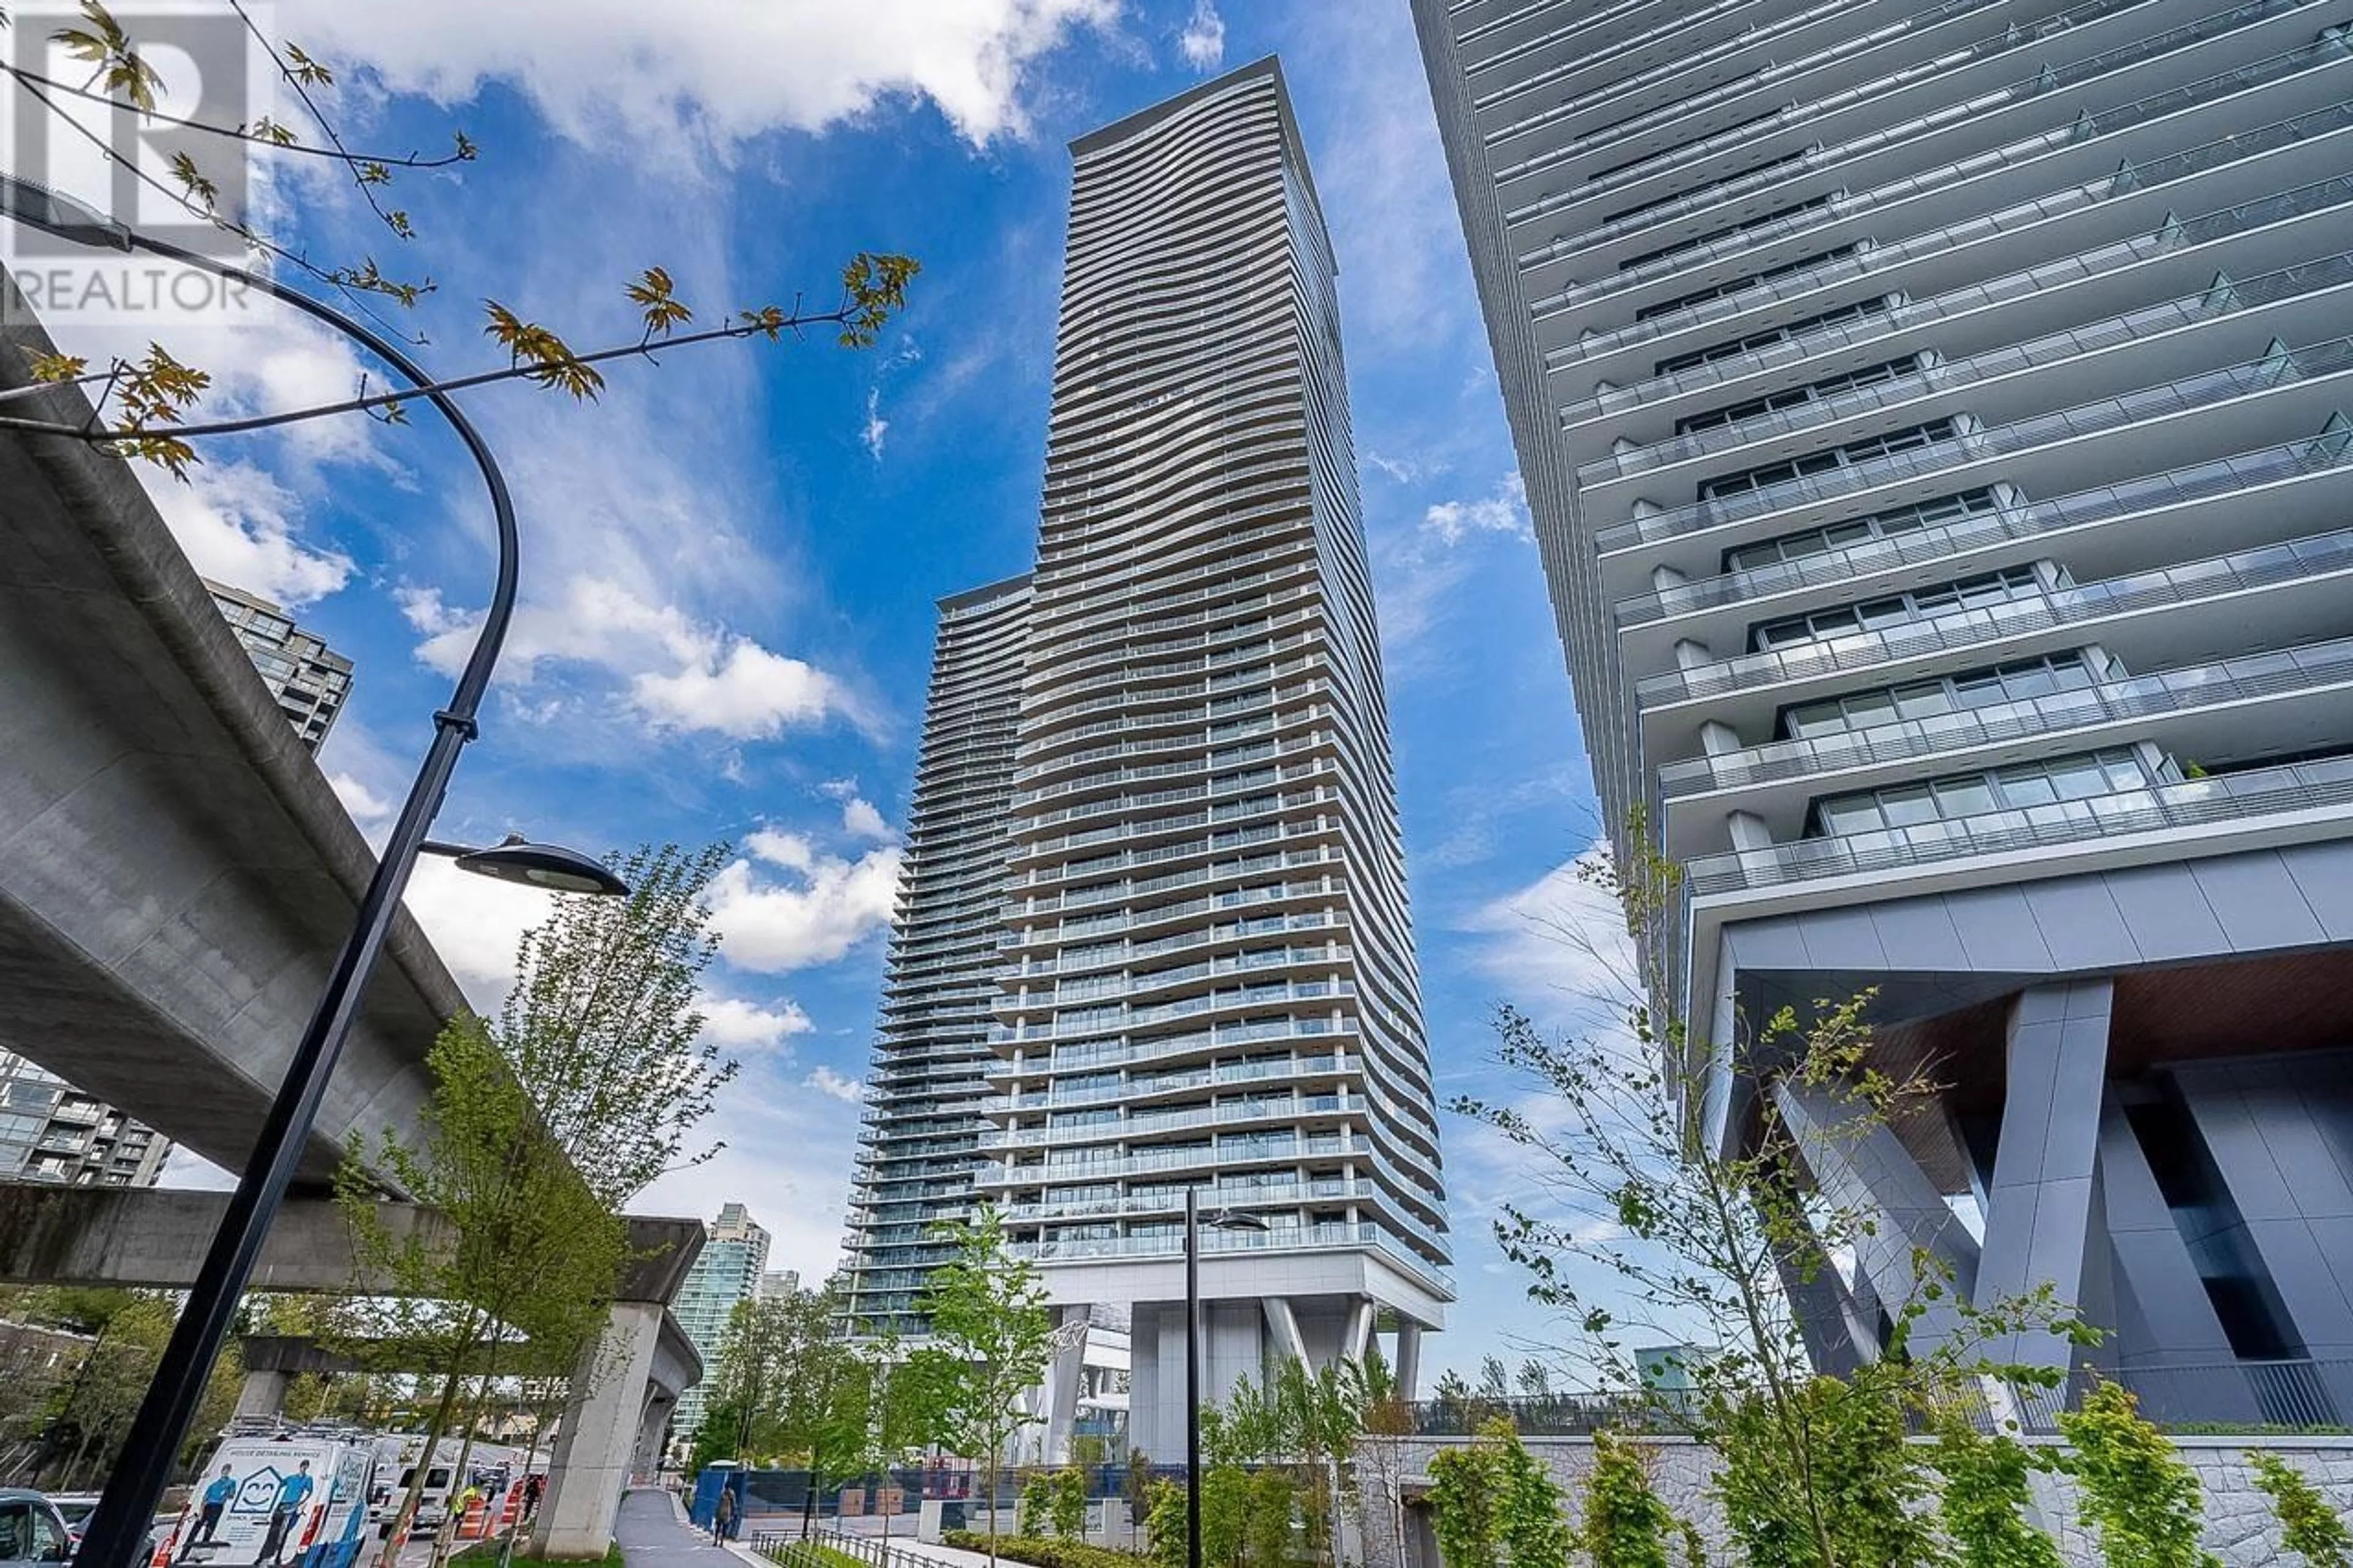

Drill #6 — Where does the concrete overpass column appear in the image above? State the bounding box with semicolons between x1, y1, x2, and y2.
534;1301;662;1559
1040;1308;1088;1466
234;1368;293;1420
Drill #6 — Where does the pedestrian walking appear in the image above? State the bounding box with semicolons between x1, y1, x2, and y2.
710;1484;736;1546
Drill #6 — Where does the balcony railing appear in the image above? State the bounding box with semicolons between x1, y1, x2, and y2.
1662;636;2353;796
1530;6;2337;270
1615;428;2353;623
1584;251;2353;484
1640;525;2353;706
1603;335;2353;554
1686;753;2353;895
1531;53;2353;318
1550;109;2353;369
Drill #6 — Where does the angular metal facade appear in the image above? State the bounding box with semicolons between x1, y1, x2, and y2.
1415;0;2353;1417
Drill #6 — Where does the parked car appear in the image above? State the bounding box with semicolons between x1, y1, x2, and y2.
42;1495;174;1561
0;1491;73;1565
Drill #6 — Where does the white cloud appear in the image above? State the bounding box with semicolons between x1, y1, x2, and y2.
840;797;896;844
1423;472;1530;546
281;0;1120;154
400;852;552;1006
328;771;395;827
146;460;352;607
1460;842;1640;1034
706;832;905;972
1177;1;1227;69
700;994;816;1051
861;387;890;460
1363;450;1449;485
805;1066;863;1103
400;575;863;742
632;638;849;741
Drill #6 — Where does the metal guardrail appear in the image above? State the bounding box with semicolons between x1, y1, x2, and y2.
1397;1358;2352;1437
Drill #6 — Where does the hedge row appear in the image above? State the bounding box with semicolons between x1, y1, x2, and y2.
939;1529;1151;1567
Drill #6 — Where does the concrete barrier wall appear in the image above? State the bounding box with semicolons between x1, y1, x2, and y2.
1358;1433;2353;1568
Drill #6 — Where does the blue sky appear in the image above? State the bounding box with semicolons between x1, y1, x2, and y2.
85;0;1626;1381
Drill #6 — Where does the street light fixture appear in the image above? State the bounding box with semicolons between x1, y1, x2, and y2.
0;173;621;1567
423;835;630;897
1186;1190;1270;1568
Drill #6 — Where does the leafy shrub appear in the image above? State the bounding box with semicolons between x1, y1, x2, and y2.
1429;1417;1572;1568
1020;1475;1053;1538
2248;1452;2351;1568
1051;1467;1088;1540
942;1529;1151;1567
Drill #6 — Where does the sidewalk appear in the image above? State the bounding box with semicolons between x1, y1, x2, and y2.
616;1488;735;1566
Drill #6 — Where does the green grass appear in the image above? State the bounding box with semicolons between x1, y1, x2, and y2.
751;1542;864;1568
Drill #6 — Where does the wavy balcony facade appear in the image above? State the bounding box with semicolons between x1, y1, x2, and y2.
841;59;1450;1459
839;577;1031;1332
1417;0;2353;1418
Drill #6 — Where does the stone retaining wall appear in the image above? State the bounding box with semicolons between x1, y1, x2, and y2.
1356;1433;2353;1567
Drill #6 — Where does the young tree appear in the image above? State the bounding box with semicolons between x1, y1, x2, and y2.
1;2;917;475
1931;1415;2063;1568
339;841;736;1567
1455;825;2091;1568
2056;1383;2222;1568
341;1015;628;1567
1582;1432;1674;1568
2248;1451;2351;1568
909;1205;1055;1568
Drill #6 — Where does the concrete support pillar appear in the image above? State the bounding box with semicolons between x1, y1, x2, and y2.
1776;1080;1979;1354
1974;980;2113;1376
534;1301;662;1559
1042;1308;1088;1465
1127;1303;1169;1464
1395;1321;1422;1399
2096;1102;2238;1363
1700;721;1743;756
2172;1060;2353;1414
1651;564;1688;592
1774;1232;1875;1376
1673;638;1713;670
1263;1298;1309;1365
1343;1300;1375;1366
1727;811;1773;852
234;1368;293;1420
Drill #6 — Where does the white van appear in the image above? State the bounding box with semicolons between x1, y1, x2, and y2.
152;1431;376;1568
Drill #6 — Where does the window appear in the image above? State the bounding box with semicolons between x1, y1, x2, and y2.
1777;650;2102;737
1656;296;1893;375
1702;419;1960;503
1677;356;1923;436
1750;564;2041;652
1806;748;2150;836
1725;490;2000;572
1635;244;1860;322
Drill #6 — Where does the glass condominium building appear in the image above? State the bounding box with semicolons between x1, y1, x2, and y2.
844;575;1033;1331
843;59;1453;1461
1414;0;2353;1421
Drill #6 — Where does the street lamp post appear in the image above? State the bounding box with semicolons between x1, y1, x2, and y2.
0;176;621;1567
1184;1190;1268;1568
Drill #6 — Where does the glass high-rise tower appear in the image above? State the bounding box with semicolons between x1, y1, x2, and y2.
843;58;1453;1460
1415;0;2353;1421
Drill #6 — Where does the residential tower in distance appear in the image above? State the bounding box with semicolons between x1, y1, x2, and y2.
672;1202;770;1437
207;578;354;752
842;59;1454;1461
1415;0;2353;1422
